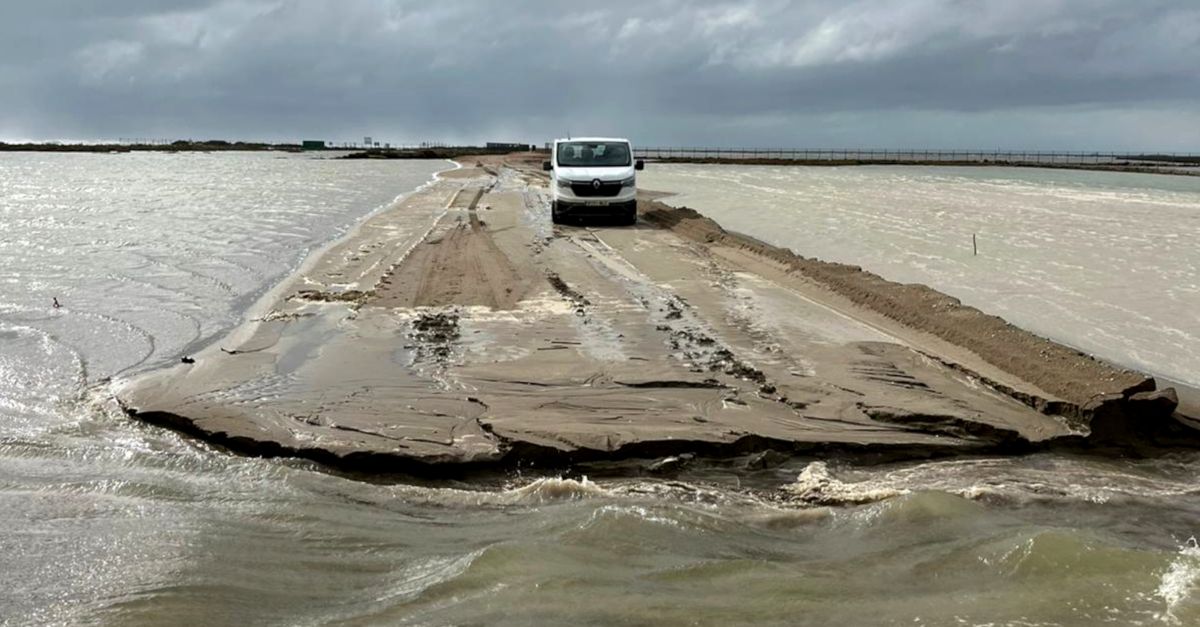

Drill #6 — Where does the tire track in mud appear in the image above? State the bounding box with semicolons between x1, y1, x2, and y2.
557;228;806;411
637;199;1179;425
559;226;1041;441
372;184;528;310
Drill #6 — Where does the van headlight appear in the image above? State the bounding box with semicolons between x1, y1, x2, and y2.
557;178;574;188
620;176;636;187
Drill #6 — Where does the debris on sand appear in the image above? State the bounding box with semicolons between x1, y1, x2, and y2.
293;289;373;305
409;310;460;362
546;272;590;316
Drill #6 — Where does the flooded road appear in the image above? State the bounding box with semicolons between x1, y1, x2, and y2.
3;154;1199;625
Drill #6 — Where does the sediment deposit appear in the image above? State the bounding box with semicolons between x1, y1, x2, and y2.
115;155;1192;475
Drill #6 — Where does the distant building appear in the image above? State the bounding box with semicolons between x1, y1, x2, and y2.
486;142;532;151
301;140;326;150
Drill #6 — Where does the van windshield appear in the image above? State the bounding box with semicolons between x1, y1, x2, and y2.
556;142;632;167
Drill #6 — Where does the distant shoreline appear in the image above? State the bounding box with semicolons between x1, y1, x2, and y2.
646;156;1200;177
5;142;1197;177
0;141;288;153
0;142;528;159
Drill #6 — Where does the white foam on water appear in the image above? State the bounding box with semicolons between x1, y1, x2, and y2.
802;456;1200;508
584;503;685;529
1156;537;1200;625
368;550;484;606
784;461;910;505
503;476;611;504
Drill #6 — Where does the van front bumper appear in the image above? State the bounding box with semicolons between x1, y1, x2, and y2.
554;198;637;217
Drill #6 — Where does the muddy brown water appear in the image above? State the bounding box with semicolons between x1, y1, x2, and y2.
3;153;1199;625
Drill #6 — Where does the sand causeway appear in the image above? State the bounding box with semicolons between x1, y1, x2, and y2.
114;155;1195;475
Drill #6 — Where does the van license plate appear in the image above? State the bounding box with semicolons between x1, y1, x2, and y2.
584;200;608;206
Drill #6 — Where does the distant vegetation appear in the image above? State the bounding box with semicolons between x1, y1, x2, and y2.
340;146;536;159
0;140;298;153
0;141;538;157
1119;154;1200;164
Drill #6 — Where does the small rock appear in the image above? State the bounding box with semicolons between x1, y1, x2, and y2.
647;453;695;474
744;449;789;470
181;356;195;364
1128;388;1179;414
1085;387;1180;444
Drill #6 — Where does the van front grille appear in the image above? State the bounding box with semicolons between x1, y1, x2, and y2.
571;180;623;197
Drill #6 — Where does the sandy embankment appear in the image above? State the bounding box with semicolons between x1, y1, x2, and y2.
114;154;1194;476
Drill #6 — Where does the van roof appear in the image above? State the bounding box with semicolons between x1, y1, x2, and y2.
554;137;630;144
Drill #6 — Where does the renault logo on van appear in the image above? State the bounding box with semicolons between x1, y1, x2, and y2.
592;179;601;189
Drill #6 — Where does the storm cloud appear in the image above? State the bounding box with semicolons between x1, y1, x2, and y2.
2;0;1198;149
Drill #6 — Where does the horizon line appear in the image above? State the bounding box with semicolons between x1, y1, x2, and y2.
0;139;1196;156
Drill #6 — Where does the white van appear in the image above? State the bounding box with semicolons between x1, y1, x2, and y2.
542;137;644;225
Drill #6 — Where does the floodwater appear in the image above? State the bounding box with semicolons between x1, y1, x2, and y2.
641;164;1200;391
3;153;1200;625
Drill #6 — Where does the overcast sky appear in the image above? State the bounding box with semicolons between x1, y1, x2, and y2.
2;0;1198;150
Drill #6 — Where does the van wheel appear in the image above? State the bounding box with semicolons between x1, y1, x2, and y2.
551;201;563;224
624;205;638;226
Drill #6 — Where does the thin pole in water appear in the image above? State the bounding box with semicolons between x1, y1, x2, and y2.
973;233;978;256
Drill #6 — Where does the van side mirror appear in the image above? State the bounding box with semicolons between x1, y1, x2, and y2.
635;159;645;171
542;160;552;171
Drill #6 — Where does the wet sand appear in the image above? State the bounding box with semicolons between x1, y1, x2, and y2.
115;155;1195;476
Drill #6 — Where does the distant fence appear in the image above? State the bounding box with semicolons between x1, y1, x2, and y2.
633;147;1200;166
